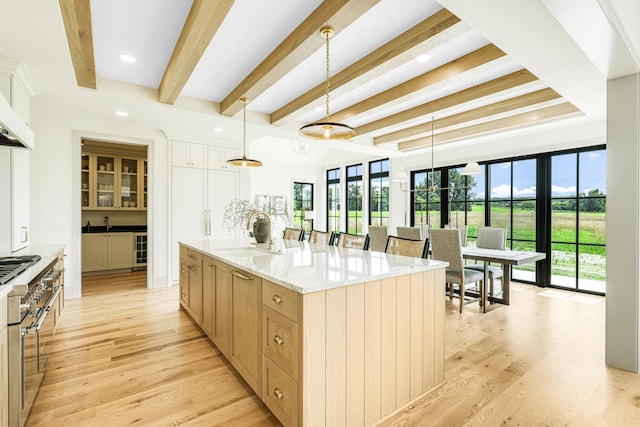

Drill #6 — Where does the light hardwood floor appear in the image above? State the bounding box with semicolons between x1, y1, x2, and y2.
28;273;640;426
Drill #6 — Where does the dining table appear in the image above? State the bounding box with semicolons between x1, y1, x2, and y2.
461;247;546;312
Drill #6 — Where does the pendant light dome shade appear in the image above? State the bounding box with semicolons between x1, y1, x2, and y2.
299;26;355;141
227;97;263;168
299;121;355;140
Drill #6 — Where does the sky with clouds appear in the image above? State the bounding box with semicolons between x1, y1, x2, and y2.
462;149;606;199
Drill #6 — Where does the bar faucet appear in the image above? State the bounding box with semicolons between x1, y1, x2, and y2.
247;211;272;247
104;215;110;232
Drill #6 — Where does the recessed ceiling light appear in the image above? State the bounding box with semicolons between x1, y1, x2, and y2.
118;54;137;63
213;127;224;132
416;53;431;63
115;111;128;117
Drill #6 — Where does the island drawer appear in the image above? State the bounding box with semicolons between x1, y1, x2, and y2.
262;355;298;427
262;307;299;380
186;249;202;266
262;280;299;322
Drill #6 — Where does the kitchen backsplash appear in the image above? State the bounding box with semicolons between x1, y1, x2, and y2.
82;210;147;228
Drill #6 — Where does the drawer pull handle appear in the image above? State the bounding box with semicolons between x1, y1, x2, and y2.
273;335;284;345
207;262;214;267
231;270;253;281
187;254;197;260
272;294;283;304
273;388;284;400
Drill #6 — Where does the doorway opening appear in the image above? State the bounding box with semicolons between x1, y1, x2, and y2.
80;139;149;289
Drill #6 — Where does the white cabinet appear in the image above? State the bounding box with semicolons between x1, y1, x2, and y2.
0;59;36;253
208;145;241;170
172;141;207;168
208;170;240;240
171;167;207;282
170;166;240;282
11;149;29;251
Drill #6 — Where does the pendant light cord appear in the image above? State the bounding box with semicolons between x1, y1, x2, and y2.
324;28;331;122
431;117;435;191
242;98;247;157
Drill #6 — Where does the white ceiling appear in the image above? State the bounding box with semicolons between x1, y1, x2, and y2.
1;0;638;161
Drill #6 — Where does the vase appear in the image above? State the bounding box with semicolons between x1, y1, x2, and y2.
253;217;271;243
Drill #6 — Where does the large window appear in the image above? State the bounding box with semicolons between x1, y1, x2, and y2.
346;164;364;234
551;149;606;293
406;146;606;295
369;159;389;226
293;182;313;232
326;168;341;233
449;166;484;240
411;169;441;228
488;158;538;281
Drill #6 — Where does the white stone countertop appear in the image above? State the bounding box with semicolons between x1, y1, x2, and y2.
1;244;66;298
180;239;448;294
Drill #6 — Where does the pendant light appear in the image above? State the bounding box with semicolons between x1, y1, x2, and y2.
299;26;355;140
226;97;263;168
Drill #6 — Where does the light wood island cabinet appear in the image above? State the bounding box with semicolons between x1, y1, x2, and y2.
179;248;202;324
179;242;446;427
230;268;262;393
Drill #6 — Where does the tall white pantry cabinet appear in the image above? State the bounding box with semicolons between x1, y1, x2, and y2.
0;57;38;253
170;140;244;282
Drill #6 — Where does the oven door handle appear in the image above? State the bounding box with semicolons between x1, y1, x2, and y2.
23;286;61;336
23;309;47;336
44;285;63;312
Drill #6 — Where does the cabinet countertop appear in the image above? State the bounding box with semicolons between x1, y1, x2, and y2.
82;225;147;234
180;239;447;294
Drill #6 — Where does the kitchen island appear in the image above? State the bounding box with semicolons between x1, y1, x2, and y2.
179;239;447;427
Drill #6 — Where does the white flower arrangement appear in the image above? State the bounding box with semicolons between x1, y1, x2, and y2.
222;198;291;233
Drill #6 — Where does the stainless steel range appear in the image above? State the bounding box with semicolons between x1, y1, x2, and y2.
4;254;64;427
0;255;40;285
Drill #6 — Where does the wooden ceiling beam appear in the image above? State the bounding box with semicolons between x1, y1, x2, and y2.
374;87;562;145
397;102;581;151
221;0;380;117
269;8;462;125
356;69;539;136
59;0;96;89
158;0;236;105
330;43;505;124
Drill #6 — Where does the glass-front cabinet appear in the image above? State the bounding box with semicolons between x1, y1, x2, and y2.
83;152;147;211
96;154;116;208
81;154;91;208
143;160;148;209
119;157;139;209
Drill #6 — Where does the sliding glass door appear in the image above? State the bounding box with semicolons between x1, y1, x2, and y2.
550;149;606;293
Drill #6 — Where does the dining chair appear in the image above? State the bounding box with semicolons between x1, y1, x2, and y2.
336;233;370;250
367;225;388;252
384;235;429;259
466;226;506;297
396;226;422;240
282;227;304;241
308;230;333;245
430;228;484;313
446;224;468;246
